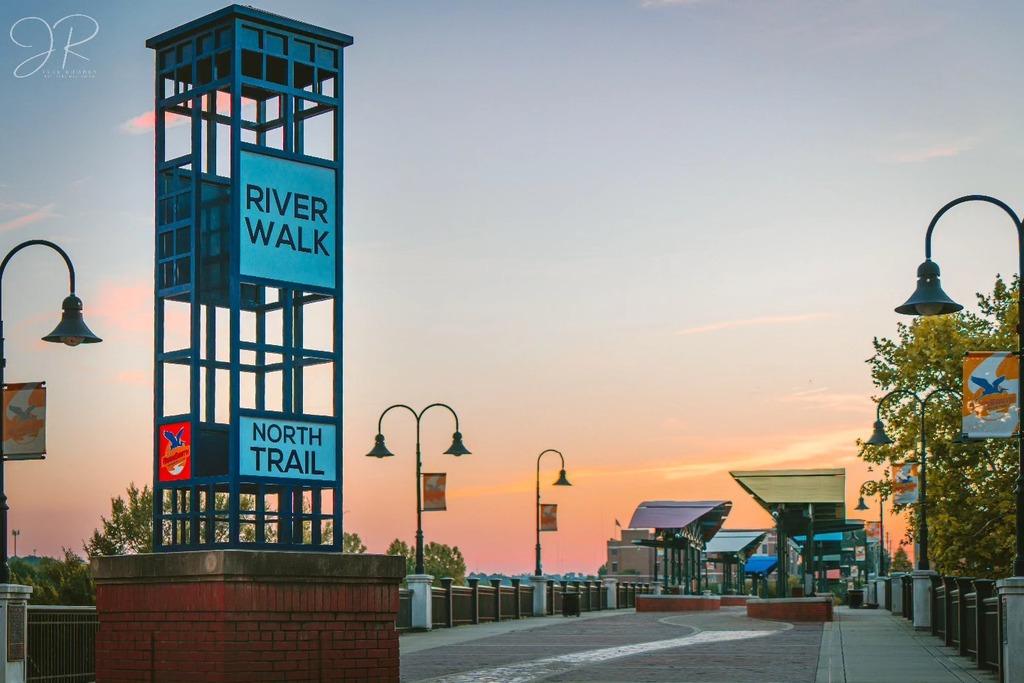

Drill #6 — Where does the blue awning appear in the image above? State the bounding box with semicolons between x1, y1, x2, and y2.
744;555;778;576
792;532;844;542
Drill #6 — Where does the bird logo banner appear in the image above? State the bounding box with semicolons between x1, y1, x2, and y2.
964;351;1019;438
3;382;45;458
540;504;558;531
158;420;191;482
891;462;919;505
866;521;881;543
423;473;446;511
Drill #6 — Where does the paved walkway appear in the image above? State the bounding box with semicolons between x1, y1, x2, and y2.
400;606;999;682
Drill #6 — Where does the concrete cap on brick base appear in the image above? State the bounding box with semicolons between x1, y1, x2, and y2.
91;549;405;585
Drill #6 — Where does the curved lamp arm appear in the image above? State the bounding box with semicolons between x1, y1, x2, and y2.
0;239;77;294
875;389;922;420
924;195;1023;260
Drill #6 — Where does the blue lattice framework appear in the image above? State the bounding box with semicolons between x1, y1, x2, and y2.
146;6;352;551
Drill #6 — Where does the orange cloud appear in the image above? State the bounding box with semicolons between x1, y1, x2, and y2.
673;313;833;336
114;370;150;386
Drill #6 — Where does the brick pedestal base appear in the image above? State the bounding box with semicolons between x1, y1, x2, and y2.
720;595;751;607
746;597;833;622
91;550;405;682
636;595;720;612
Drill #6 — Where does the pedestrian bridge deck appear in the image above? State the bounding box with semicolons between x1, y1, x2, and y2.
400;605;998;682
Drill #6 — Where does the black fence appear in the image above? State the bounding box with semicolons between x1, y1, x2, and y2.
26;606;98;683
397;579;654;630
884;574;1001;679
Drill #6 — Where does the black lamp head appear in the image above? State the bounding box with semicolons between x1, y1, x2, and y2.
443;431;471;457
553;469;571;486
855;495;870;511
866;420;894;446
895;260;963;317
42;295;102;346
366;433;395;458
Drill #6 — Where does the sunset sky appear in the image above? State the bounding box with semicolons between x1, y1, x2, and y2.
0;0;1022;574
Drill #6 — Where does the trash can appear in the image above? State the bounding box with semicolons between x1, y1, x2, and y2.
562;591;581;617
847;589;864;609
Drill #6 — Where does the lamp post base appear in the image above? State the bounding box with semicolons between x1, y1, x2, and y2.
603;578;618;609
407;574;435;630
531;576;548;616
0;584;31;683
998;577;1024;683
912;569;937;629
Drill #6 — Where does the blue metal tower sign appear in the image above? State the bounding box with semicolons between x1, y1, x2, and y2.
146;6;352;551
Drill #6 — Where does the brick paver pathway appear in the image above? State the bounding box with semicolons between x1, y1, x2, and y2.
401;608;822;682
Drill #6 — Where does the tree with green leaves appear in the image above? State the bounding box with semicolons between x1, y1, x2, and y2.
343;532;367;553
890;546;913;573
85;483;153;556
12;549;95;605
386;538;467;585
861;276;1017;578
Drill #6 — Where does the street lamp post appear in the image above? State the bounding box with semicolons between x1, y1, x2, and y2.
366;403;470;575
0;240;101;584
535;449;571;577
865;388;957;571
855;482;886;576
894;194;1024;577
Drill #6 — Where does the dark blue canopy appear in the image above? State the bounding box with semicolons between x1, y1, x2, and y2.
744;555;778;576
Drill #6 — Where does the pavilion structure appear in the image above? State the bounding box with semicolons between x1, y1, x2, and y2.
744;555;778;597
628;500;732;594
704;529;768;595
730;468;861;597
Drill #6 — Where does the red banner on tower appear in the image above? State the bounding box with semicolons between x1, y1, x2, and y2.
540;504;558;531
158;421;191;482
423;473;446;511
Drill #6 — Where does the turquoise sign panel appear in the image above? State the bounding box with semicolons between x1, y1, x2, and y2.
239;150;337;289
239;416;337;482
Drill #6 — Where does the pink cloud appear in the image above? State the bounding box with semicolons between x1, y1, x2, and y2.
119;111;157;135
0;204;56;233
673;313;833;336
88;280;152;334
121;93;233;135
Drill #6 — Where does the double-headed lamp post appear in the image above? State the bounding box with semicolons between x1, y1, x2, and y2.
535;449;571;577
855;480;886;576
366;403;470;576
894;194;1024;577
0;239;101;584
865;388;957;571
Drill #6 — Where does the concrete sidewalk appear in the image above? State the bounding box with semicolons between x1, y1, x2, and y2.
400;606;999;682
816;608;998;683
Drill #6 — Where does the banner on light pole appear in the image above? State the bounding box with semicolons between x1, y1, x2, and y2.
423;473;447;511
964;351;1019;438
892;462;919;505
3;382;46;459
540;504;558;531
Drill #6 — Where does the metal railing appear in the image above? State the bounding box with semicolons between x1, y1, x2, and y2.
883;574;1002;680
396;579;653;630
26;606;98;683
